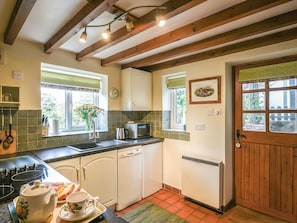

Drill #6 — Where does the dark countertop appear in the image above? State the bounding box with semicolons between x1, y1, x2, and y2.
33;137;163;163
2;202;127;223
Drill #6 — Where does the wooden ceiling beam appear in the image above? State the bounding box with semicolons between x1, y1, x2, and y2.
76;0;206;61
4;0;36;45
142;27;297;72
122;9;297;69
44;0;118;54
102;0;292;66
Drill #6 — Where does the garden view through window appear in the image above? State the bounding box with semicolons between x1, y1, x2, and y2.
163;74;186;131
40;64;107;135
242;77;297;133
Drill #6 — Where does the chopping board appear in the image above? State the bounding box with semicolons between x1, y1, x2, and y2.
0;130;16;155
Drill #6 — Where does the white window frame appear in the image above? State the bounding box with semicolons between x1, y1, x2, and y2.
41;63;108;135
162;72;186;131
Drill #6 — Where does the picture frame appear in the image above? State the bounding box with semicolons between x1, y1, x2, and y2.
189;76;221;104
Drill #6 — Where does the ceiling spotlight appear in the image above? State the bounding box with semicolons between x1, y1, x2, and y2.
156;15;166;27
79;27;87;43
102;25;111;40
156;8;166;27
125;15;134;32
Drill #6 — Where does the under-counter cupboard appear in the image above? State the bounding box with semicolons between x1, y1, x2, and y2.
142;142;163;198
49;150;117;207
120;68;152;111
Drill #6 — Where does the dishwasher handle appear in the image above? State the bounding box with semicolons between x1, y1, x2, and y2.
118;148;142;158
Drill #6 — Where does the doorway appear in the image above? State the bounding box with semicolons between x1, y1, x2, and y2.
233;57;297;223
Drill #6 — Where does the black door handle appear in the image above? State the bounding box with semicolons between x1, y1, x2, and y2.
236;129;246;139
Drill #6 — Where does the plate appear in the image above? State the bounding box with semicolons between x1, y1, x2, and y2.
58;200;107;222
58;203;96;221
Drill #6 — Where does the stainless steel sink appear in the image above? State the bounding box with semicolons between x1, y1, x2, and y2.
96;139;129;147
68;139;129;152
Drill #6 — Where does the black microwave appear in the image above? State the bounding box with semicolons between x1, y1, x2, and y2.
124;123;151;139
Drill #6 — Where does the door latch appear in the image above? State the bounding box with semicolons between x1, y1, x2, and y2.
236;129;246;140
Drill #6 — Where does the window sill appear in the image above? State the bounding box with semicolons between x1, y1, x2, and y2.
161;129;190;141
162;128;188;133
42;130;107;138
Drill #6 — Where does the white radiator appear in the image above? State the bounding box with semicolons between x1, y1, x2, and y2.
181;155;223;212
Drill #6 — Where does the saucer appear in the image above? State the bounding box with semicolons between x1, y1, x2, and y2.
58;203;96;221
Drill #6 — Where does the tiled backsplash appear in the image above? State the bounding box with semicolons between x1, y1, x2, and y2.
7;110;189;152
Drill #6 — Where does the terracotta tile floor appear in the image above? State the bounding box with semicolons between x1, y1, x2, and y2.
115;189;234;223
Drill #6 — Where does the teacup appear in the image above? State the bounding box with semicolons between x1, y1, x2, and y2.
65;191;95;215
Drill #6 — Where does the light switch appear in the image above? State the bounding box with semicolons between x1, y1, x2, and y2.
208;108;214;116
13;71;23;80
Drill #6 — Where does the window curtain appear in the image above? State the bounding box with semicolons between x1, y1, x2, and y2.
166;76;186;89
239;60;297;82
41;71;101;91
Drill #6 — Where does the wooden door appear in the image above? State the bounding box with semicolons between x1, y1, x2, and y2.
234;62;297;223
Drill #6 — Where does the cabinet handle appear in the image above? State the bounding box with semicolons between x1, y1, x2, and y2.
82;166;86;180
76;167;79;183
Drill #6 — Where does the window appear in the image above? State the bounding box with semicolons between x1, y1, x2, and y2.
41;63;107;135
163;74;186;130
242;77;297;133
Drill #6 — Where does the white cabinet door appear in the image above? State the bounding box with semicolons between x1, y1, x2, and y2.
121;68;152;111
80;150;117;207
142;142;163;198
49;157;80;184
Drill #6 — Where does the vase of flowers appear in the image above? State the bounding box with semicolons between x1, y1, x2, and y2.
74;104;103;131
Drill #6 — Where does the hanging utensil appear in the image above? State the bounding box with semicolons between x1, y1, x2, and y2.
3;108;14;149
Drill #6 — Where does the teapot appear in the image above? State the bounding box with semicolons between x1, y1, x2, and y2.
15;180;57;223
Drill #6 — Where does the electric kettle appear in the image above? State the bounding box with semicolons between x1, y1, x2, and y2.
116;128;128;139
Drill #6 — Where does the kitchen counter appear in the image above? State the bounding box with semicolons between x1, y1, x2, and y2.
1;201;127;223
33;137;163;163
0;153;127;223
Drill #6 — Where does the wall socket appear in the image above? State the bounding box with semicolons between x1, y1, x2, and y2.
195;123;205;130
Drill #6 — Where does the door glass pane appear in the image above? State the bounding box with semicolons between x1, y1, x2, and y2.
243;113;265;131
269;78;297;88
270;113;297;133
242;92;265;110
242;82;265;90
269;90;297;110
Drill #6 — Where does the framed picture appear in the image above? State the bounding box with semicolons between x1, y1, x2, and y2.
189;76;221;104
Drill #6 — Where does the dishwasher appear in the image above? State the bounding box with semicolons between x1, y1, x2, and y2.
116;146;143;211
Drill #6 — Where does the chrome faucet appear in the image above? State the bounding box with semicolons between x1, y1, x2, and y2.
89;119;99;142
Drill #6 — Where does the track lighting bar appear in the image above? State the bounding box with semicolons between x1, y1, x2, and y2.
79;5;166;42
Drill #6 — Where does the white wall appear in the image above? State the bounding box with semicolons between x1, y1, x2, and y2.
152;39;297;206
0;39;121;110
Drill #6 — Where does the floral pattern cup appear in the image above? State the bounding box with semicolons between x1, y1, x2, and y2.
65;191;95;215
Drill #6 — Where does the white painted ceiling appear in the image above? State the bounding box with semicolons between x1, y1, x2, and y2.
1;0;297;68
